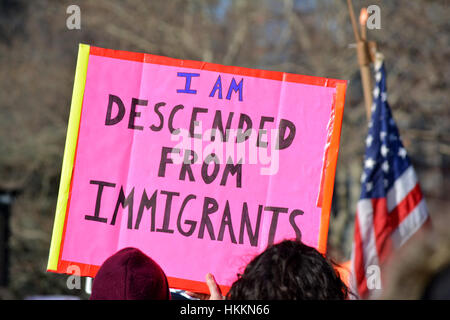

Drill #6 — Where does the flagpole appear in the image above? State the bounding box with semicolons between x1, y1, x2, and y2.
346;0;375;121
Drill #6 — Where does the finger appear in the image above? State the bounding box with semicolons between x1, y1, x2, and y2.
206;273;224;300
185;291;209;300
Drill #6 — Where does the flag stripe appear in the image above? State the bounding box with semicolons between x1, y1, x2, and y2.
372;183;423;262
386;166;418;212
353;215;368;298
389;183;423;223
391;199;428;248
357;200;380;271
371;198;392;263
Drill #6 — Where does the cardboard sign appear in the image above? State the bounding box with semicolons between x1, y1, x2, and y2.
47;44;347;294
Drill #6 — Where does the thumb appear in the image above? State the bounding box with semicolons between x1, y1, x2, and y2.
206;273;223;300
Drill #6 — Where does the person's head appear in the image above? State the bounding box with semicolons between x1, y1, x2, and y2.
90;247;170;300
227;240;348;300
381;214;450;300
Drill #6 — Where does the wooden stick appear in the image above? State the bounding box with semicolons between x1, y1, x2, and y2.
347;0;373;121
347;0;360;42
358;8;372;120
359;56;373;120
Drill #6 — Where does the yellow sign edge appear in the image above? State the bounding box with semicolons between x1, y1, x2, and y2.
47;43;90;271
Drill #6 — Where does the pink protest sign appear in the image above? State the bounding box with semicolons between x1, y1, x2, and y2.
48;44;347;294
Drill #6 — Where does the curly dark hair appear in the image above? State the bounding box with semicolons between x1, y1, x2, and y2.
227;240;349;300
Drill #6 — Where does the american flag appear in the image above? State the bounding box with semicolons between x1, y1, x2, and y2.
350;59;430;299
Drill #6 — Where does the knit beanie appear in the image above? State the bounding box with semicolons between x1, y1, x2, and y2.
90;247;170;300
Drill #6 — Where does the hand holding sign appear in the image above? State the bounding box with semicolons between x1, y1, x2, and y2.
185;273;225;300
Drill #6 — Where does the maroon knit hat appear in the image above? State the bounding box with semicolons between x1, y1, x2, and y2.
90;247;170;300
